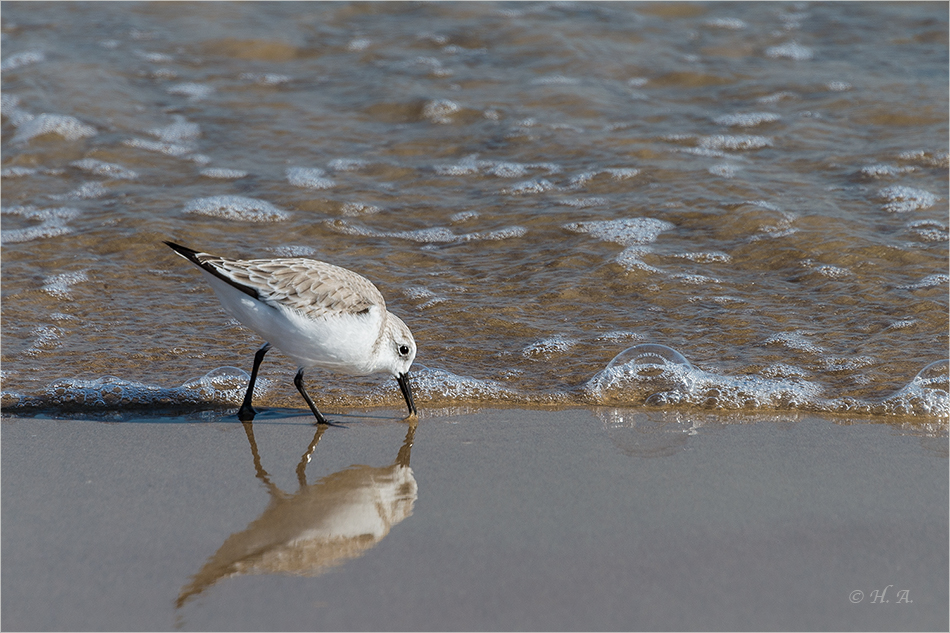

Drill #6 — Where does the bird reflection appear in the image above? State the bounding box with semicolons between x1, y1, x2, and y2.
176;421;417;608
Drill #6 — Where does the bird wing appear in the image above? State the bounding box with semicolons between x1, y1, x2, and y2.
202;256;386;320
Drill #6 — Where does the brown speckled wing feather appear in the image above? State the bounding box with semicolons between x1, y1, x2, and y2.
200;256;385;319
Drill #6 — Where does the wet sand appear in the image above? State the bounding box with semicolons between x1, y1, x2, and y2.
2;408;947;631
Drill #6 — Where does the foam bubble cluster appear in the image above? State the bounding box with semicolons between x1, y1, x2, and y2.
149;116;201;142
878;186;937;213
879;360;949;417
327;219;526;244
584;344;948;421
766;42;814;61
200;168;249;179
564;217;675;245
700;135;773;150
42;271;90;299
183;196;290;222
399;366;517;402
287;167;336;189
434;155;560;178
565;217;675;272
713;112;781;127
522;335;577;359
12;113;97;144
1;50;45;71
0;205;81;244
422;99;461;124
587;344;825;410
587;345;697;405
3;368;271;411
71;158;138;180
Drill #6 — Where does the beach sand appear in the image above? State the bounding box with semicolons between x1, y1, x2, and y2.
2;408;946;631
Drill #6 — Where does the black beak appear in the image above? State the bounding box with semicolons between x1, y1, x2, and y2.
396;372;417;416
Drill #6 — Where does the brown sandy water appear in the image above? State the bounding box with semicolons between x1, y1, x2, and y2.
1;2;947;424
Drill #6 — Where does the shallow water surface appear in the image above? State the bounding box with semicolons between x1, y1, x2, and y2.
1;2;947;425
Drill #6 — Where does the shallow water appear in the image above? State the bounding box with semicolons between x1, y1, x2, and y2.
2;2;948;425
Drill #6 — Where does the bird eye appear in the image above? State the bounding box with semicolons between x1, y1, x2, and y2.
398;344;410;356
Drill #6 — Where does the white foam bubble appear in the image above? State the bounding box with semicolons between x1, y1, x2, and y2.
802;260;852;279
597;331;644;344
179;367;273;404
328;158;368;172
505;178;555;194
149;116;200;142
12;113;97;144
672;273;721;285
860;164;913;179
704;17;747;29
713;112;781;127
422;99;460;123
435;155;481;176
71;158;138;180
1;166;39;178
450;210;479;222
38;368;272;409
564;217;675;245
2;96;36;127
700;135;773;150
761;363;810;379
286;166;336;189
403;286;447;309
587;344;696;404
878;185;937;213
756;91;797;104
183;196;290;222
569;168;639;187
24;326;64;357
879;360;949;417
531;74;580;85
269;245;316;257
199;167;248;179
827;81;852;91
614;246;661;272
240;72;292;85
906;220;948;242
675;251;732;263
404;366;517;402
1;50;45;71
709;164;738;178
41;271;90;299
0;205;80;244
766;42;813;60
487;162;529;178
898;274;949;290
522;335;577;358
52;181;108;200
565;218;674;272
606;168;639;180
587;344;826;410
166;82;213;100
340;202;381;216
123;137;193;157
764;331;824;354
347;37;372;52
896;150;949;168
327;219;526;244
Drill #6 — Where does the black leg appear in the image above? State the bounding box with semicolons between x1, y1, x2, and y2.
238;343;271;421
293;368;331;426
